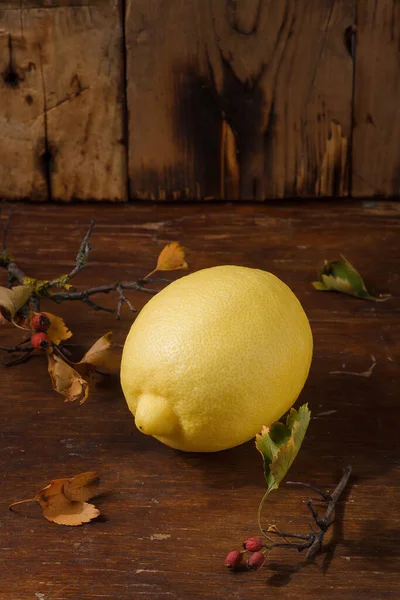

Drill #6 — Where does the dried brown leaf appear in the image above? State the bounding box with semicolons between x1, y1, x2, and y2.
63;471;100;502
48;353;89;404
29;311;72;344
77;332;121;375
42;499;99;526
145;242;188;279
9;472;101;526
0;285;32;324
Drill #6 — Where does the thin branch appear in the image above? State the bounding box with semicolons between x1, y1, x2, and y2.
50;281;158;315
7;261;27;285
0;214;164;318
116;284;137;319
0;344;33;353
31;295;40;312
49;219;95;286
286;481;332;502
1;349;34;366
266;530;312;541
81;296;115;313
272;541;313;552
263;466;352;561
317;465;352;528
51;281;158;302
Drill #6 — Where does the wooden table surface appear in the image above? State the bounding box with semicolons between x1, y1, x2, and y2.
1;201;399;600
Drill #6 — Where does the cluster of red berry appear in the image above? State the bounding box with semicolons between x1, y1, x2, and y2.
30;313;51;350
224;537;267;571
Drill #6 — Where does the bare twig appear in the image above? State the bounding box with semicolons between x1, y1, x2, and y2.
266;530;313;541
0;344;33;353
116;284;137;319
263;466;352;561
0;214;166;318
304;465;352;560
49;219;95;287
81;295;115;313
31;295;41;312
285;481;332;502
50;281;158;315
1;348;34;366
51;281;158;302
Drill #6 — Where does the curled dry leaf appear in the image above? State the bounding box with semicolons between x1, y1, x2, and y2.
48;353;89;404
0;285;32;324
29;311;72;344
63;471;100;502
9;471;100;526
76;332;121;376
145;241;188;279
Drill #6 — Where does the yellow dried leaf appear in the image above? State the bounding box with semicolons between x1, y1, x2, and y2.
47;353;89;404
145;242;188;279
77;332;121;375
0;285;32;323
9;471;101;526
29;311;72;344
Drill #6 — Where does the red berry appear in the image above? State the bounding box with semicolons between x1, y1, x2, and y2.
31;313;51;332
31;332;50;350
247;551;266;571
224;550;242;570
243;537;263;552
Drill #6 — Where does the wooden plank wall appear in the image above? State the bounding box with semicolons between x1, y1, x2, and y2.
0;0;399;201
0;0;126;201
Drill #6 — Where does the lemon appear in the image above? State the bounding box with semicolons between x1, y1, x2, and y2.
120;265;313;452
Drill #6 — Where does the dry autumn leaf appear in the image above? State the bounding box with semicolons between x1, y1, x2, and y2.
29;311;72;344
76;332;121;376
0;285;32;324
48;353;89;404
64;471;100;502
9;471;100;526
145;242;188;279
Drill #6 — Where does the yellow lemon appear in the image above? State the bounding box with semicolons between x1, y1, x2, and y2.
120;266;312;452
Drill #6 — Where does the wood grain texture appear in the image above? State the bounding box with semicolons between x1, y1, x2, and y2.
125;0;219;201
0;0;126;201
126;0;354;200
0;9;47;200
208;0;354;200
0;201;399;599
352;0;400;197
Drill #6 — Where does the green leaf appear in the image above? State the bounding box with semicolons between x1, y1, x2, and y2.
256;404;311;492
311;281;329;291
0;285;32;324
312;255;390;302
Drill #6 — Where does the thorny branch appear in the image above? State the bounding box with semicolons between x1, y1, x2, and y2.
266;465;352;560
0;211;162;316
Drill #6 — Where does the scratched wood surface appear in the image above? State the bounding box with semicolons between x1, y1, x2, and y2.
0;202;399;600
0;0;126;202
